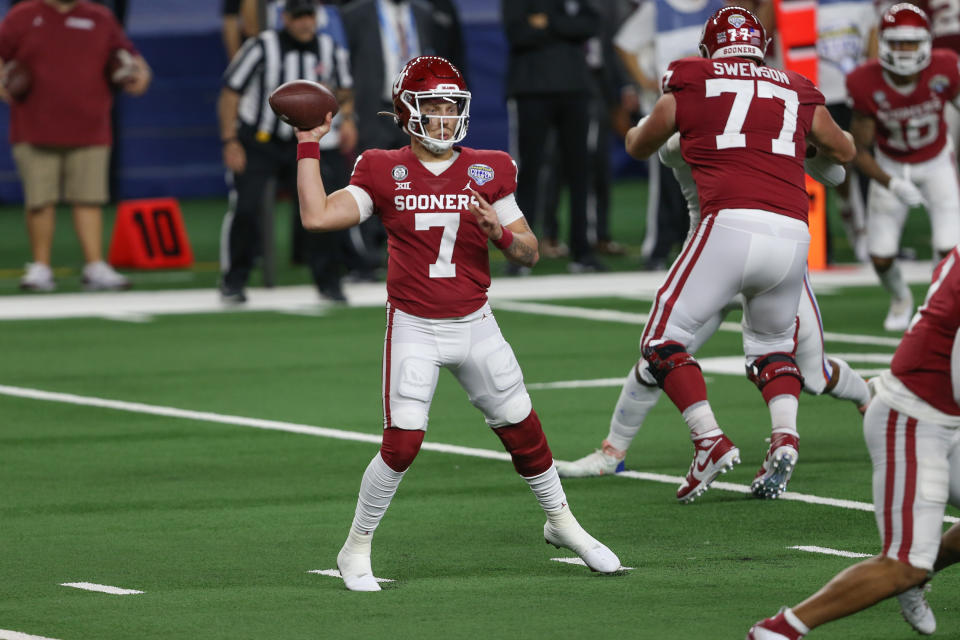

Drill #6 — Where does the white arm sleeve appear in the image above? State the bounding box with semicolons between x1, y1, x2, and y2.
804;153;847;188
493;192;524;227
952;326;960;404
345;185;375;223
658;132;684;169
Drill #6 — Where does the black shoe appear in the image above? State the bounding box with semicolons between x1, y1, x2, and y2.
504;262;532;277
219;282;247;304
317;282;347;304
568;254;608;273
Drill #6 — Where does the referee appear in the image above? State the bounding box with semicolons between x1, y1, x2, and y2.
218;0;355;303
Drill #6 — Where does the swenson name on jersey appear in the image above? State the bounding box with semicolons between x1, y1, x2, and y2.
711;61;790;84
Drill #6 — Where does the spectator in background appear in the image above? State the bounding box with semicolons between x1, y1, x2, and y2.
222;0;248;60
236;0;365;280
502;0;605;274
0;0;150;292
340;0;438;272
218;0;355;303
614;0;711;271
585;0;632;257
424;0;466;75
816;0;875;262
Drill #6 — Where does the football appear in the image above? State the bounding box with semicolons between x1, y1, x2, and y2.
106;49;137;85
2;60;31;101
268;80;339;130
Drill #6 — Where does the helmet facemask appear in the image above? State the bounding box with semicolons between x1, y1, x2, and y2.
400;86;471;155
879;29;932;76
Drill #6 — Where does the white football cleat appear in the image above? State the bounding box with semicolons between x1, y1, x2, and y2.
751;433;799;500
543;520;620;574
677;433;740;503
898;584;935;635
555;441;626;478
337;546;381;592
20;262;55;292
883;294;913;332
83;260;131;291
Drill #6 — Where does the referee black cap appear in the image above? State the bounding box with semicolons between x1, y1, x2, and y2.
284;0;317;17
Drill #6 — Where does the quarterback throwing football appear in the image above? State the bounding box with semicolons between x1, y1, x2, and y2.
295;55;620;591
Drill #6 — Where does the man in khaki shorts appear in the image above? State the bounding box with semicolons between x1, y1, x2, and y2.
0;0;151;291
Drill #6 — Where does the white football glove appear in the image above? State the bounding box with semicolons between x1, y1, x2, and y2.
888;176;925;207
658;131;684;168
803;153;845;187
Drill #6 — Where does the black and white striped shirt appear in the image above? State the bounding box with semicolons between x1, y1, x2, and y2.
223;28;352;144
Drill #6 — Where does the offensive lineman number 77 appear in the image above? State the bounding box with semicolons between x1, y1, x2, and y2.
706;78;800;156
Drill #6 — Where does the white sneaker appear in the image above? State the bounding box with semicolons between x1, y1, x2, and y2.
898;584;935;635
82;261;130;291
20;262;55;291
336;545;381;592
543;517;620;573
555;441;625;478
883;294;913;332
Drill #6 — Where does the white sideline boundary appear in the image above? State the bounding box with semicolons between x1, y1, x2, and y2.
2;383;956;525
0;263;935;322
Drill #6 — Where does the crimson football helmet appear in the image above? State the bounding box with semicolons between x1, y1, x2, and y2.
699;6;770;62
390;56;470;154
878;3;932;75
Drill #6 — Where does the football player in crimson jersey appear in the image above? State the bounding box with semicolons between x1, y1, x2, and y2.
748;246;960;639
556;134;872;493
621;5;855;503
847;3;960;332
294;56;620;591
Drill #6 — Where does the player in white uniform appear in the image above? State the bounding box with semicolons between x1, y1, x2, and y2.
295;56;620;591
556;133;871;494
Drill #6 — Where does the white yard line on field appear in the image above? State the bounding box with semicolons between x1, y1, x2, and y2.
493;300;902;347
60;582;143;595
0;630;63;640
789;546;873;559
2;384;956;526
308;569;394;584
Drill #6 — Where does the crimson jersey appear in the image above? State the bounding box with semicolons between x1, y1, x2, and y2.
847;50;960;163
666;57;824;223
0;0;136;146
350;146;517;318
891;247;960;415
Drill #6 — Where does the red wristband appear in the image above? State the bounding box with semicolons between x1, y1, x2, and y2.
493;226;513;250
297;141;320;161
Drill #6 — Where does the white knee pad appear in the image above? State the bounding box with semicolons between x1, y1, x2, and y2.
477;343;531;426
390;357;438;429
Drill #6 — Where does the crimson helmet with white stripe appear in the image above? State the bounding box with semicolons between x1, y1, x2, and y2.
878;3;932;75
699;6;770;63
390;56;471;154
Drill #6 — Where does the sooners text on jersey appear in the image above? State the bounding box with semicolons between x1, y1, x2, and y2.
665;57;825;223
891;246;960;415
847;49;960;163
350;146;517;319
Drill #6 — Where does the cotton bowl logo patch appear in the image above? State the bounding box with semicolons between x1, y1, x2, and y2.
391;165;408;181
929;74;950;93
727;13;746;28
467;163;494;185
